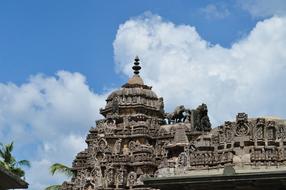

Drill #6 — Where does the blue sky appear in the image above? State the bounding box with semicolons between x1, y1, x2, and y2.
0;0;259;92
0;1;286;189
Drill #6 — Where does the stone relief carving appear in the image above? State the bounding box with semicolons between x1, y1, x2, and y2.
113;139;122;155
255;118;265;139
236;123;249;137
235;113;250;136
267;121;276;140
105;167;114;187
127;171;137;188
277;125;286;140
193;104;211;131
98;138;108;152
112;96;119;114
177;152;188;168
90;165;102;188
115;167;125;187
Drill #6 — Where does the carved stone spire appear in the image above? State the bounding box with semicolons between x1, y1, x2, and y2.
132;56;141;75
125;56;144;85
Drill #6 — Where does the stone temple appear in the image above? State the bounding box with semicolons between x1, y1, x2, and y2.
61;57;286;190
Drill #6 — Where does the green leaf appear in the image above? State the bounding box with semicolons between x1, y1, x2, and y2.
49;163;74;177
17;160;31;168
7;142;14;153
44;184;62;190
0;143;4;159
11;167;25;177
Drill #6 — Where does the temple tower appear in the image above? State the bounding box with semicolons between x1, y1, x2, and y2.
63;57;166;189
61;57;211;190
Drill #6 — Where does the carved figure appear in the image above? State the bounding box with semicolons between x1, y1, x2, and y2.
193;103;211;131
158;97;164;113
91;165;102;188
165;105;186;124
177;152;188;167
277;125;286;140
255;118;265;139
236;123;249;136
267;121;276;140
98;138;108;152
127;171;137;187
236;112;248;124
115;168;125;187
105;167;114;186
122;144;129;155
84;171;96;190
113;139;122;155
235;113;249;136
112;96;119;114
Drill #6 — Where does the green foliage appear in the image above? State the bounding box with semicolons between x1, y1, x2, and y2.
45;163;74;190
49;163;74;177
45;184;62;190
0;142;31;177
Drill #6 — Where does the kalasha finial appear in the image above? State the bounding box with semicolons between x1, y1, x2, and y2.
132;56;141;75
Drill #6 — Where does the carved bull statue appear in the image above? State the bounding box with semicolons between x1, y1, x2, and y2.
165;105;186;124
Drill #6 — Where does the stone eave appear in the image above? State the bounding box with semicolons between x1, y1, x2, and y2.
143;170;286;190
100;134;154;139
0;166;29;189
100;104;162;116
121;83;152;90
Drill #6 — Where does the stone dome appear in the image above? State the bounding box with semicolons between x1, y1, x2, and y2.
100;57;164;119
106;85;158;101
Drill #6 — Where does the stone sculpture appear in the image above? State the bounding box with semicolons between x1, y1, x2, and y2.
113;139;122;155
165;105;186;124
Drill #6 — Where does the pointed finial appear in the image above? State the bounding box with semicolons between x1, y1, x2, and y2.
132;56;141;75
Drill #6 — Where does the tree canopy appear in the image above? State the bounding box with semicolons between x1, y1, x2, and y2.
0;142;31;177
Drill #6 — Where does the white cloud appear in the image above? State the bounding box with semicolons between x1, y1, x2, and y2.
0;71;108;190
238;0;286;18
200;4;230;19
114;13;286;126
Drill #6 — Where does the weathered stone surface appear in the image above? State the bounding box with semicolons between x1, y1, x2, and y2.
61;57;286;190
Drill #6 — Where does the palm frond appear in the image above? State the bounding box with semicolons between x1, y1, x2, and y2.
3;142;14;164
0;161;9;170
0;142;4;157
0;141;30;178
11;167;25;177
49;163;74;177
17;160;31;168
0;150;3;159
44;184;62;190
0;143;6;160
6;142;14;153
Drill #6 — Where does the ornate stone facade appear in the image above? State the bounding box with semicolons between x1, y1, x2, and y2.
61;57;286;190
156;113;286;179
